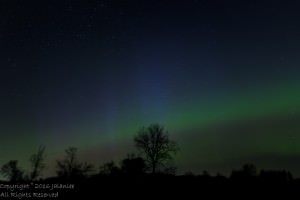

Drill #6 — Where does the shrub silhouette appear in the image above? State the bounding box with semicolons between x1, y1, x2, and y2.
99;161;120;176
56;147;93;180
121;154;146;176
230;163;258;184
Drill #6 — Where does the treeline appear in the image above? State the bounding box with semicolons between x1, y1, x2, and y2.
1;124;179;182
0;124;298;187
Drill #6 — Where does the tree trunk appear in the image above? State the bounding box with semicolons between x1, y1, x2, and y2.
152;162;156;174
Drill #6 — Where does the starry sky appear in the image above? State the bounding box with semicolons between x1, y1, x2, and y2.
1;0;300;177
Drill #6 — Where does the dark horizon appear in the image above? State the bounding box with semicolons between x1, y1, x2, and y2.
1;0;300;179
0;143;296;181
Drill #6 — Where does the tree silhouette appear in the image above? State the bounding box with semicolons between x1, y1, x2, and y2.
134;124;179;174
29;145;46;181
1;160;24;182
56;147;93;180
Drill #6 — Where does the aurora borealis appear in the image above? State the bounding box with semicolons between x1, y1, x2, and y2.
1;0;300;177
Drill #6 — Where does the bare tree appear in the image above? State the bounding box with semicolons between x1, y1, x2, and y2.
56;147;93;179
29;146;46;181
134;124;179;174
1;160;24;182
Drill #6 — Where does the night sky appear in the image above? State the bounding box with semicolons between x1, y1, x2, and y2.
1;0;300;177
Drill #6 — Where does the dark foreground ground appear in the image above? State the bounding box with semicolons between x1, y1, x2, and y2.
1;174;300;199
